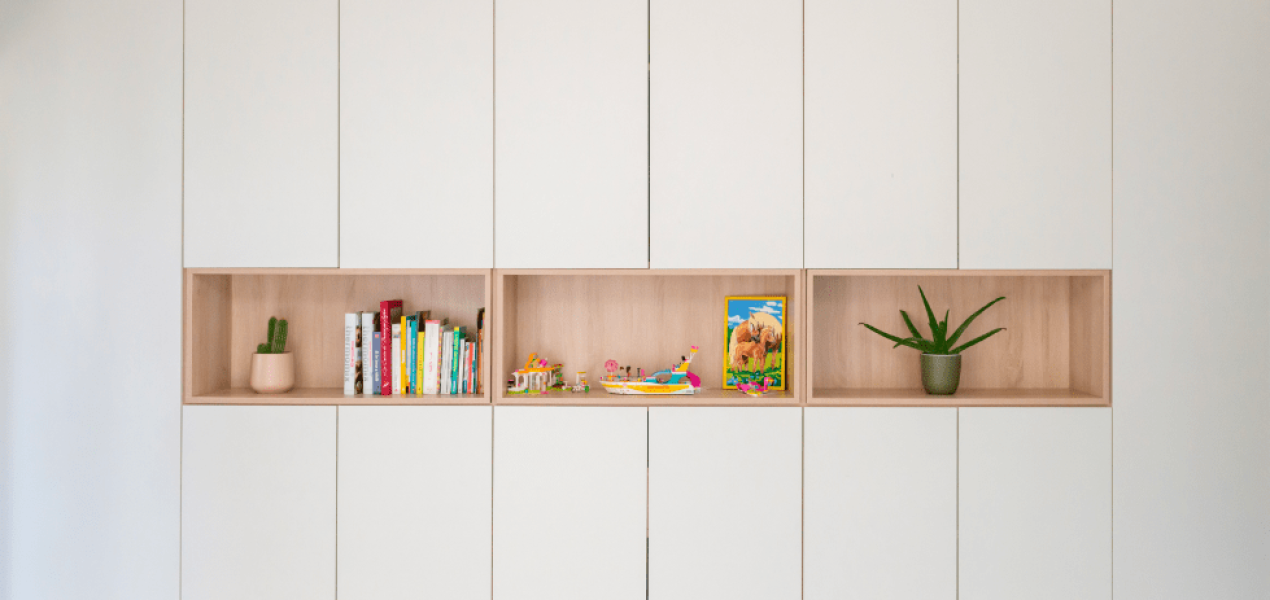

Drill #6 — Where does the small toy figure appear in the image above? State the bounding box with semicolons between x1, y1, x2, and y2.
569;371;590;393
737;376;774;397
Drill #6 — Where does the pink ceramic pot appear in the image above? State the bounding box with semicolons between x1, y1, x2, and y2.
250;352;295;394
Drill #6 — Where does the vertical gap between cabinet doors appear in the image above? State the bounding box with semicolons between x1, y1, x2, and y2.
646;407;650;599
955;0;960;269
800;407;805;600
956;407;959;600
334;406;339;598
490;406;496;600
646;0;651;268
336;0;341;268
801;0;805;270
179;0;185;595
491;0;497;268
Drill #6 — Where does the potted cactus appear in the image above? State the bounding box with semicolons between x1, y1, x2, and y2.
860;287;1005;395
250;316;294;394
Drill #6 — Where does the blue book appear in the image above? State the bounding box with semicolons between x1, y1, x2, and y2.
408;317;419;395
371;332;381;394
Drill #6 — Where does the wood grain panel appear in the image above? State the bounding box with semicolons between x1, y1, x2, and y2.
186;269;490;402
188;272;232;396
496;270;801;402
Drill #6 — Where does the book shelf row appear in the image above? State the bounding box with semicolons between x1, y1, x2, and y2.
184;268;1110;407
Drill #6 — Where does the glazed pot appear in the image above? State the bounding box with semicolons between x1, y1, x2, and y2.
920;353;961;395
250;352;295;394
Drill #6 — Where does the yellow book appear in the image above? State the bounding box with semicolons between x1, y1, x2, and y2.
400;315;409;394
416;329;425;396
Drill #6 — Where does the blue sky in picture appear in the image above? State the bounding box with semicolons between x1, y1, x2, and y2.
727;298;783;326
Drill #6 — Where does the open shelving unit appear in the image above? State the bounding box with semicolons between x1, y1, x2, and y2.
183;268;492;405
807;270;1110;406
493;269;804;406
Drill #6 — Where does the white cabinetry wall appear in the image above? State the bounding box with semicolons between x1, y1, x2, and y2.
959;0;1112;269
495;0;649;268
181;406;337;600
339;0;493;268
804;408;957;600
649;408;802;600
184;0;339;267
650;0;803;269
805;0;958;269
337;407;492;600
494;407;648;600
959;408;1112;600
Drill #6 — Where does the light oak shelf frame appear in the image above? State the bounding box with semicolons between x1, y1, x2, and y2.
493;269;805;407
184;268;493;405
808;270;1111;407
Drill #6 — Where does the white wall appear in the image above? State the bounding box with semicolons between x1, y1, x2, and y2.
0;0;183;598
1114;1;1270;598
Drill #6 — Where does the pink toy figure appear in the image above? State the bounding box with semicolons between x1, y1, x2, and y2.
737;376;774;397
604;359;619;380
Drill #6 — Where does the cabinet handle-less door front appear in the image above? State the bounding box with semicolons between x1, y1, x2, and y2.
959;0;1112;269
340;0;493;268
649;407;802;600
494;407;648;600
495;0;648;268
650;0;803;269
959;408;1111;600
184;0;338;268
804;408;957;599
338;407;492;600
805;0;957;269
182;406;336;600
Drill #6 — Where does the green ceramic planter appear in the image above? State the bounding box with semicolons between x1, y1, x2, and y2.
920;354;961;395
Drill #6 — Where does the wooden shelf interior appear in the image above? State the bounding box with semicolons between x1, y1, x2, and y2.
808;271;1109;406
495;270;803;404
185;269;491;403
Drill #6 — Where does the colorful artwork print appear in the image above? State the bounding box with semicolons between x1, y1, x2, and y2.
724;296;786;390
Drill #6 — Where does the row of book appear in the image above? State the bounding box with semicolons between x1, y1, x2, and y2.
344;300;485;396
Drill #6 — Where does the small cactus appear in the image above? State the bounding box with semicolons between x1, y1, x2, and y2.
257;316;288;354
272;319;288;353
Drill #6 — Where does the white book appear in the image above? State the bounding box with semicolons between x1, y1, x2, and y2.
441;329;452;395
343;313;357;395
360;311;376;395
391;323;402;395
422;320;439;394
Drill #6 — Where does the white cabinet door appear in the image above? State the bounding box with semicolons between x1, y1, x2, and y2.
805;0;957;269
182;406;336;600
495;0;647;268
494;407;647;600
184;0;338;267
650;0;802;269
960;408;1111;600
960;0;1112;269
340;0;493;268
338;407;491;600
649;408;801;600
804;408;957;600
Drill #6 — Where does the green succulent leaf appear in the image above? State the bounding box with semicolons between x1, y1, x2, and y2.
950;327;1006;354
257;343;270;354
900;310;925;341
919;286;940;338
946;296;1006;347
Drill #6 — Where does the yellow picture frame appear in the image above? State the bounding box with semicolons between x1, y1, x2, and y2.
723;295;787;390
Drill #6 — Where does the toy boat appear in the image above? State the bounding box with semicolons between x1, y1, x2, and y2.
601;346;702;395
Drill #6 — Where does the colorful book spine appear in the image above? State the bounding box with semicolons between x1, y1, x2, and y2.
407;316;418;395
415;327;425;396
440;329;452;395
344;313;357;395
371;331;381;394
353;314;364;394
476;308;485;395
360;312;375;395
379;300;402;395
391;323;402;395
400;316;409;394
451;326;463;395
423;320;440;394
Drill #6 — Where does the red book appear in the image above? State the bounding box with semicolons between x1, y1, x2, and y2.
379;300;403;395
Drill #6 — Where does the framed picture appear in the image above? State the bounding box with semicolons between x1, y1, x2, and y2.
724;296;786;390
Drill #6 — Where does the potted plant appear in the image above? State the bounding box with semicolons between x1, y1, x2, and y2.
250;316;293;394
860;287;1005;395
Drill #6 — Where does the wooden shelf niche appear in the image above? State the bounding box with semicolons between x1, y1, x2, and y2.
494;270;804;406
184;269;491;405
808;270;1109;406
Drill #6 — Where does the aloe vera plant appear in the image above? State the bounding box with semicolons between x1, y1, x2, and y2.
256;316;288;354
860;287;1005;355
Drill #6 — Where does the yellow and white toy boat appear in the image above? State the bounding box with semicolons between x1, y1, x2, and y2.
600;346;701;395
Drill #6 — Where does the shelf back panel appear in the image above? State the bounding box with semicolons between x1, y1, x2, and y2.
813;273;1105;392
501;273;799;396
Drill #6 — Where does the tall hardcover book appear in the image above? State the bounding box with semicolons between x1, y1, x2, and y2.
353;313;364;394
392;323;402;395
344;313;357;395
440;329;451;395
406;316;418;395
451;326;464;395
371;331;381;394
423;319;441;394
360;312;375;395
476;308;485;395
379;300;403;395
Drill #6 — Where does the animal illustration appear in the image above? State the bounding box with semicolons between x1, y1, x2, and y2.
759;326;782;353
732;341;766;370
729;310;784;371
